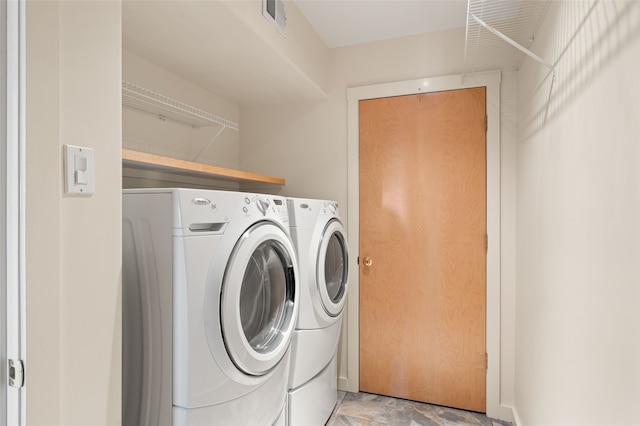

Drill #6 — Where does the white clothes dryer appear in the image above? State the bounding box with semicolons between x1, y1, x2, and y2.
286;198;349;426
123;188;299;426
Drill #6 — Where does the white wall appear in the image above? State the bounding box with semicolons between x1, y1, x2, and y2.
222;0;329;96
515;1;640;424
26;1;122;424
25;2;61;422
241;27;518;420
501;71;517;413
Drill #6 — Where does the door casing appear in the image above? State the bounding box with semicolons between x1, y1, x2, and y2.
3;0;26;424
346;72;501;418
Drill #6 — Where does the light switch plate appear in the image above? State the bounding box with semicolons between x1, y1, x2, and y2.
64;144;94;195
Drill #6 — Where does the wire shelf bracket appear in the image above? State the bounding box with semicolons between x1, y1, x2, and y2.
469;13;555;72
463;0;554;78
463;0;556;120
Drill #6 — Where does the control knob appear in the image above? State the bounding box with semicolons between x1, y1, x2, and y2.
257;198;270;215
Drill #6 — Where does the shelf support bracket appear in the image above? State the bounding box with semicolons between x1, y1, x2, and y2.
192;125;227;163
469;13;555;71
468;13;557;122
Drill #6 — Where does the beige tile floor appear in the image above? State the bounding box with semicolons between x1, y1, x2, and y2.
326;391;511;426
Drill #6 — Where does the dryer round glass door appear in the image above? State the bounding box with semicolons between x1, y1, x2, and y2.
221;222;298;376
316;219;349;316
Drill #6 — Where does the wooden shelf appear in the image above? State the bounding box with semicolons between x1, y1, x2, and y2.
122;149;285;185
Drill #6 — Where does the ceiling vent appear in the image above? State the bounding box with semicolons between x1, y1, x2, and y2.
263;0;286;36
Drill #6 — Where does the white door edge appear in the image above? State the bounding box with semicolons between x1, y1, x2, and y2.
4;0;27;424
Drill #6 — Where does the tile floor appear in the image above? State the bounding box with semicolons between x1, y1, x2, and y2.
326;391;511;426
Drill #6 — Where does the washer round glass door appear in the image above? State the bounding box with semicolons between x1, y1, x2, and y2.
221;221;297;376
316;219;349;316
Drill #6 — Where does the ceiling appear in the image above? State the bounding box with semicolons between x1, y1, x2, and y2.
294;0;468;48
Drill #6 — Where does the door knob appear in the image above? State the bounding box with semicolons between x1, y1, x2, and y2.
363;256;373;267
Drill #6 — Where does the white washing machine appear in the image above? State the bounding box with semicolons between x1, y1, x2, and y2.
122;188;299;426
286;198;349;426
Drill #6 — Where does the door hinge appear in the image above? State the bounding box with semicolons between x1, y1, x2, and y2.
485;353;488;370
9;359;24;388
357;256;360;265
485;114;488;132
485;234;488;253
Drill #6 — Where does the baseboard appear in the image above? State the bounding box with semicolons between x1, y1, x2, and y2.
512;406;522;426
337;376;349;392
498;404;521;426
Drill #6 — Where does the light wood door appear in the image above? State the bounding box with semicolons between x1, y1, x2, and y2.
359;88;487;412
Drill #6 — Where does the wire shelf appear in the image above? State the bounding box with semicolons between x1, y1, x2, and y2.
463;0;552;76
122;80;239;130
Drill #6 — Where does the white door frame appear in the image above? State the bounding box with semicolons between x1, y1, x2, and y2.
3;0;27;424
345;71;502;419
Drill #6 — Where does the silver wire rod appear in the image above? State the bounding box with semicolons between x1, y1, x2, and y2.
470;13;555;71
192;125;226;162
